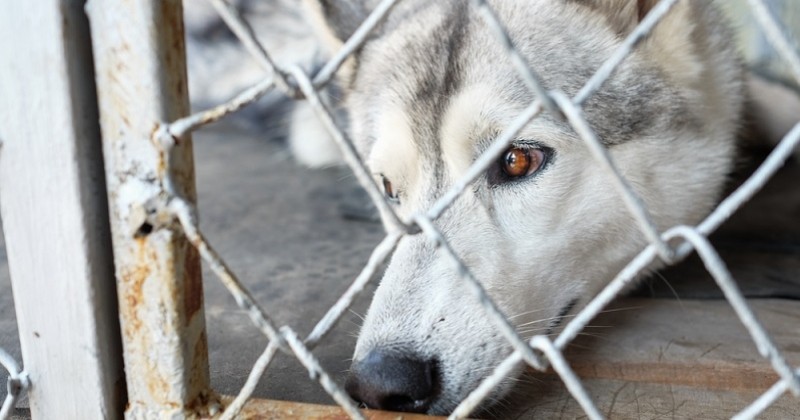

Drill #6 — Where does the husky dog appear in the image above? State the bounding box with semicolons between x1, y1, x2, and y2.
295;0;773;415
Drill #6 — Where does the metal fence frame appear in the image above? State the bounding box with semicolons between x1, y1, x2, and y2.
1;0;799;419
0;1;124;418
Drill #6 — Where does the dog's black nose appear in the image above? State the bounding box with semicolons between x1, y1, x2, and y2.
345;349;438;413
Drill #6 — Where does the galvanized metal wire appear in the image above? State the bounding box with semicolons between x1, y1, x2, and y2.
143;0;800;418
0;347;28;420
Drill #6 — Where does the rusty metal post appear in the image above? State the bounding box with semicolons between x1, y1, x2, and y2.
85;0;214;417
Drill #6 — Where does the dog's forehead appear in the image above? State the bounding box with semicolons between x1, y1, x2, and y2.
356;0;693;171
360;2;611;100
358;2;535;166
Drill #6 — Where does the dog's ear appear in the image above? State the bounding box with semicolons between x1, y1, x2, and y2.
582;0;665;33
302;0;372;50
302;0;377;84
585;0;705;88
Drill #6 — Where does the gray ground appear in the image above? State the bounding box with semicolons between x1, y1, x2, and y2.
193;123;384;403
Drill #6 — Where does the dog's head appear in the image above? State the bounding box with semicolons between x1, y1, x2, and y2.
304;0;742;415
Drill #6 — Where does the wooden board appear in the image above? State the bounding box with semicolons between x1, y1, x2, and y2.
504;298;800;418
213;298;799;419
225;397;447;420
504;376;799;419
562;298;800;390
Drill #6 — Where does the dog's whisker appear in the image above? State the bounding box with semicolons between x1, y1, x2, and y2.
515;305;641;328
574;331;612;341
516;319;559;328
506;305;568;320
652;269;684;306
344;319;361;328
517;324;614;335
348;309;366;322
517;328;549;335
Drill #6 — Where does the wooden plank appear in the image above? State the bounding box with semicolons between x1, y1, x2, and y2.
217;300;799;419
224;378;799;420
507;376;800;419
226;397;448;420
0;0;124;418
505;298;800;418
85;0;214;417
559;299;800;390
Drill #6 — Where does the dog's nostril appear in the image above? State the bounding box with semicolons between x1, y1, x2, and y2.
345;349;439;413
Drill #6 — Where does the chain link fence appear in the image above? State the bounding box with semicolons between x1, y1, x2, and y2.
0;348;27;419
2;0;800;418
155;0;800;417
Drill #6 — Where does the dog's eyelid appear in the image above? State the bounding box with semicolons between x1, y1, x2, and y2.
511;139;549;149
477;138;549;155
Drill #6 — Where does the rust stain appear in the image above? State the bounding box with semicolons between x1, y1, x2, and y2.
189;330;210;390
159;0;186;72
120;237;152;336
187;331;217;417
104;64;134;137
120;237;175;404
121;231;213;407
145;370;170;407
188;387;221;418
157;0;192;124
184;244;203;324
150;122;170;177
163;0;186;54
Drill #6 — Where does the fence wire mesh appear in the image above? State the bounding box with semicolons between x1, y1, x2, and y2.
3;0;799;419
157;0;800;418
0;347;28;420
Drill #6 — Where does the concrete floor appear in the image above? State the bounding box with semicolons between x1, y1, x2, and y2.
192;123;384;404
1;120;798;418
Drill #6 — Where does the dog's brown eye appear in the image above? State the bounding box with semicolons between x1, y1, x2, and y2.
382;176;399;202
501;147;544;178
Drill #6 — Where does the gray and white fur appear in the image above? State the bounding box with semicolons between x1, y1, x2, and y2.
295;0;794;415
